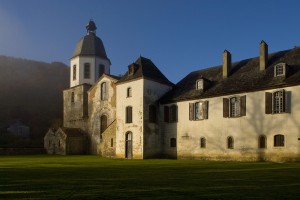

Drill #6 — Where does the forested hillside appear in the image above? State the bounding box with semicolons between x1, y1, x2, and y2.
0;55;69;141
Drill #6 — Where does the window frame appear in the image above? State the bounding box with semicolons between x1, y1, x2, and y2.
265;90;288;114
127;87;132;97
84;63;91;79
170;138;176;148
258;135;267;149
200;137;206;148
125;106;133;123
223;96;246;118
274;134;285;147
227;136;234;149
101;82;108;100
274;63;286;77
73;65;76;80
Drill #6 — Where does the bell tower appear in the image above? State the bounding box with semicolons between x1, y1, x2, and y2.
70;20;111;87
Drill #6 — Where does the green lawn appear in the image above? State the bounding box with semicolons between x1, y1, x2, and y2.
0;156;300;199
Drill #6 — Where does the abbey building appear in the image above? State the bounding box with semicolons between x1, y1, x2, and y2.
45;20;300;161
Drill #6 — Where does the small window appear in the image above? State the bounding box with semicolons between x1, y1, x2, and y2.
196;79;203;90
84;63;91;79
128;65;135;76
101;82;108;100
127;87;132;97
71;92;75;103
149;105;156;123
227;136;234;149
274;63;286;77
111;138;113;147
58;140;61;147
200;137;206;148
274;134;284;147
73;65;76;80
259;135;266;149
169;105;178;123
170;138;176;148
126;106;132;123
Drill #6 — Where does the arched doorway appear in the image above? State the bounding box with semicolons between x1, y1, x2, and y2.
100;115;107;139
125;132;133;159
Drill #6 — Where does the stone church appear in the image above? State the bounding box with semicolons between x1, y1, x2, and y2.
45;20;300;161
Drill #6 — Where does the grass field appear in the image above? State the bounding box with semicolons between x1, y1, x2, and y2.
1;156;300;199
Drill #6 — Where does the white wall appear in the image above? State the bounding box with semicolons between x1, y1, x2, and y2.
70;56;110;87
162;85;300;161
116;79;144;159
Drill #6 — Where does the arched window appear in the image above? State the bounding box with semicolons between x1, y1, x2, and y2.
71;92;75;103
200;137;206;148
73;65;76;80
127;87;132;97
84;63;90;79
101;82;108;100
274;134;284;147
259;135;266;149
227;136;234;149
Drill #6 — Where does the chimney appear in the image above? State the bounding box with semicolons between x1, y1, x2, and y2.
260;40;268;71
223;50;231;78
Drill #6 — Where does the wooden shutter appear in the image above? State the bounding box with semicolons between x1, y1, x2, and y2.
164;106;169;122
240;95;246;116
265;92;272;114
189;103;194;121
282;89;286;112
203;101;209;119
223;98;229;118
285;91;291;113
174;105;178;122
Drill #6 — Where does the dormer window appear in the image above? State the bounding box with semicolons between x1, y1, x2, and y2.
128;65;135;76
274;63;286;77
196;79;203;90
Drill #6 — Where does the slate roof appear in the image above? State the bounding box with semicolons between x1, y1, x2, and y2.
117;56;174;86
72;33;110;62
61;127;86;137
160;47;300;104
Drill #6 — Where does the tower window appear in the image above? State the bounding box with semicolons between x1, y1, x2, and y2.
84;63;91;79
73;65;76;80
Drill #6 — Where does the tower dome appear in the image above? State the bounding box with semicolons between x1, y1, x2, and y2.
72;20;110;62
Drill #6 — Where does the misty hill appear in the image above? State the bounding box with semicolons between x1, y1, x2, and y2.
0;55;69;140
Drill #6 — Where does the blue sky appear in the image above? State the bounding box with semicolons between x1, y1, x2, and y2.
1;0;300;83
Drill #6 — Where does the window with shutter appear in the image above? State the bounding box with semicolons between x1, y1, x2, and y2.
266;90;289;114
170;105;178;122
164;106;169;122
223;98;229;118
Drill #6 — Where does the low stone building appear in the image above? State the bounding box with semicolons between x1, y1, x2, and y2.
44;128;87;155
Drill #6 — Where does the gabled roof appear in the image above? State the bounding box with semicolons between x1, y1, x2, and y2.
88;73;121;92
116;56;174;86
60;127;86;137
160;47;300;104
